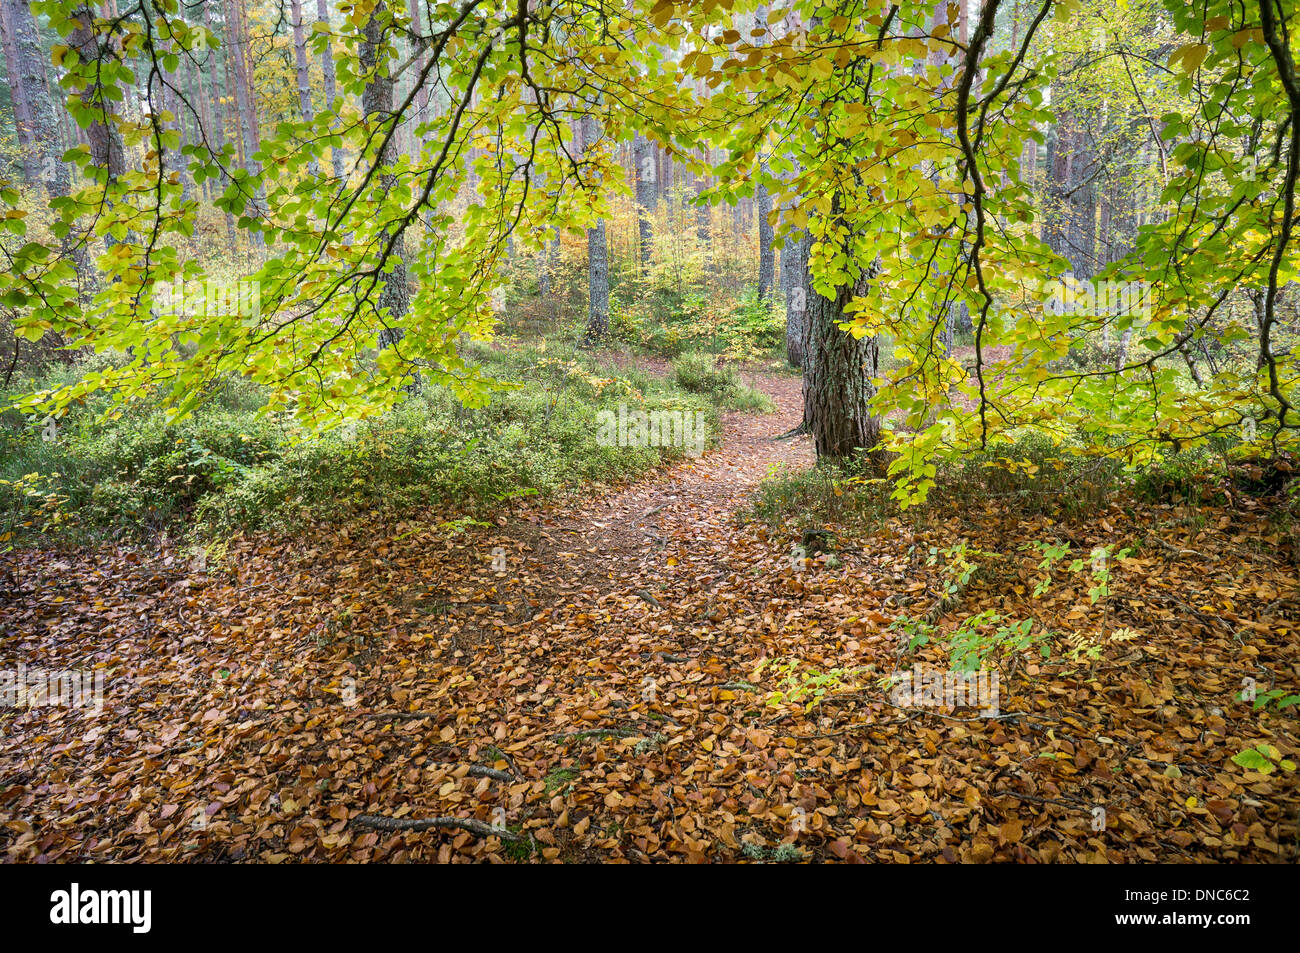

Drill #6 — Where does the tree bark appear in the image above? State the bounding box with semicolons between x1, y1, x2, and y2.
582;115;609;341
7;0;64;195
9;0;89;295
633;132;655;272
223;0;264;244
782;229;806;368
799;198;881;460
756;164;774;300
198;0;238;246
360;7;410;353
0;0;38;183
408;0;429;150
316;0;344;180
68;6;125;181
693;145;710;257
290;0;318;176
801;273;881;459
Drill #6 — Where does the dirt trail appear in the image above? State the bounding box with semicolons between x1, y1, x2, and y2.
489;370;813;611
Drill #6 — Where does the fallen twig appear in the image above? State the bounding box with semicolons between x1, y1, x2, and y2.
551;727;643;743
354;815;521;840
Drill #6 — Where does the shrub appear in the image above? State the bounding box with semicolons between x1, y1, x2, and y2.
671;352;775;412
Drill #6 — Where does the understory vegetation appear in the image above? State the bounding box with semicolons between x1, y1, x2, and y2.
1;330;779;545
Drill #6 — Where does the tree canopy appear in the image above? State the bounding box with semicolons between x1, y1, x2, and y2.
3;0;1298;503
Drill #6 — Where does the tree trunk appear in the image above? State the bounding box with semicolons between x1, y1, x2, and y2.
0;0;38;183
9;0;89;294
316;0;344;180
68;7;124;181
408;0;429;150
782;229;807;368
756;165;774;300
223;0;264;244
801;285;881;459
780;149;807;368
198;0;238;246
693;145;710;259
800;207;881;460
159;50;193;200
633;133;655;272
289;0;319;176
360;8;410;353
582;115;609;341
8;0;64;196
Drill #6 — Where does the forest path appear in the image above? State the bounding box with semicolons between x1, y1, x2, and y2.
480;367;814;617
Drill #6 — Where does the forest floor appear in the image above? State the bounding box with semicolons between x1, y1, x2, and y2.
1;365;1298;862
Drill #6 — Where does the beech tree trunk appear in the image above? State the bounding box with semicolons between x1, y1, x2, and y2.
360;9;410;352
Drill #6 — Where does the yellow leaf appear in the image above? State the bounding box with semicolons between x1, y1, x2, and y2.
1177;43;1209;73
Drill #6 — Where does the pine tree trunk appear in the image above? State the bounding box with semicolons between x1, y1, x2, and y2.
9;0;88;294
582;115;609;341
160;53;193;200
223;0;264;245
198;0;238;246
801;276;881;460
782;229;806;369
408;0;429;149
756;166;774;300
799;197;881;460
0;0;38;183
693;145;710;257
587;219;610;339
633;133;655;273
8;0;64;196
68;7;124;181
